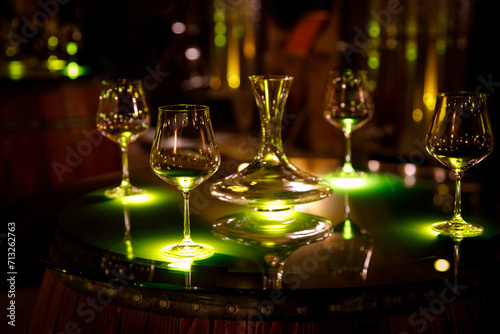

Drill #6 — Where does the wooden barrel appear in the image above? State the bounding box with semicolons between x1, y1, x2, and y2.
0;77;120;206
29;268;500;334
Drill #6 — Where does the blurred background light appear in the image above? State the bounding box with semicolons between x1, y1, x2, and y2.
185;47;201;60
172;21;186;34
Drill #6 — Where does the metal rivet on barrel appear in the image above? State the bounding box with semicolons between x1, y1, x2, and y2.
159;299;170;309
260;305;271;315
329;304;340;312
226;304;238;314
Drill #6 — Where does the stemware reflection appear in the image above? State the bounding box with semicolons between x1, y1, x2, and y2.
323;191;374;283
253;244;299;290
166;261;193;287
98;197;139;280
213;210;332;289
121;198;134;260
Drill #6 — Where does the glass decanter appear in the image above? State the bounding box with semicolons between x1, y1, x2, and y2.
210;75;332;210
211;75;333;245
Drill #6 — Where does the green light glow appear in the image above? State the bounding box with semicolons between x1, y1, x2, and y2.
260;241;278;247
405;42;418;61
67;62;80;78
429;225;442;236
6;46;16;57
47;57;67;72
225;185;249;192
342;219;353;239
324;172;403;194
58;187;264;264
178;177;196;191
247;208;298;233
167;261;192;271
48;36;58;49
8;61;25;80
160;243;214;262
368;57;379;69
213;9;225;22
394;218;441;243
368;22;380;38
251;208;295;221
254;223;290;233
214;22;226;34
66;42;78;55
213;210;332;248
331;176;367;189
254;202;292;211
63;62;87;79
214;34;226;47
125;239;134;260
121;193;154;204
342;163;354;173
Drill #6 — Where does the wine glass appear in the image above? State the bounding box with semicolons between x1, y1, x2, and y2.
97;78;150;198
323;69;374;177
150;105;221;261
426;91;494;276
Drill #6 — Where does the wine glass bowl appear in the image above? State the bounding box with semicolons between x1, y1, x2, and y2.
426;92;494;238
323;69;374;177
151;105;220;261
97;78;150;198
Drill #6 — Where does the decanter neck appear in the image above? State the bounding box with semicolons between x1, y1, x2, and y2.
249;75;294;163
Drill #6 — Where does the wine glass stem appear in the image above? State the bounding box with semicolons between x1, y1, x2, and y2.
182;192;192;244
452;173;463;223
343;131;353;171
120;142;131;189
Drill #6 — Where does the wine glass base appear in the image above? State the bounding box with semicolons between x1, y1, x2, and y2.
104;186;146;199
160;243;214;261
431;221;484;238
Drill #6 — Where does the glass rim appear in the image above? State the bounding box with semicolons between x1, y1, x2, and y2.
249;74;294;81
158;104;209;112
437;91;486;99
